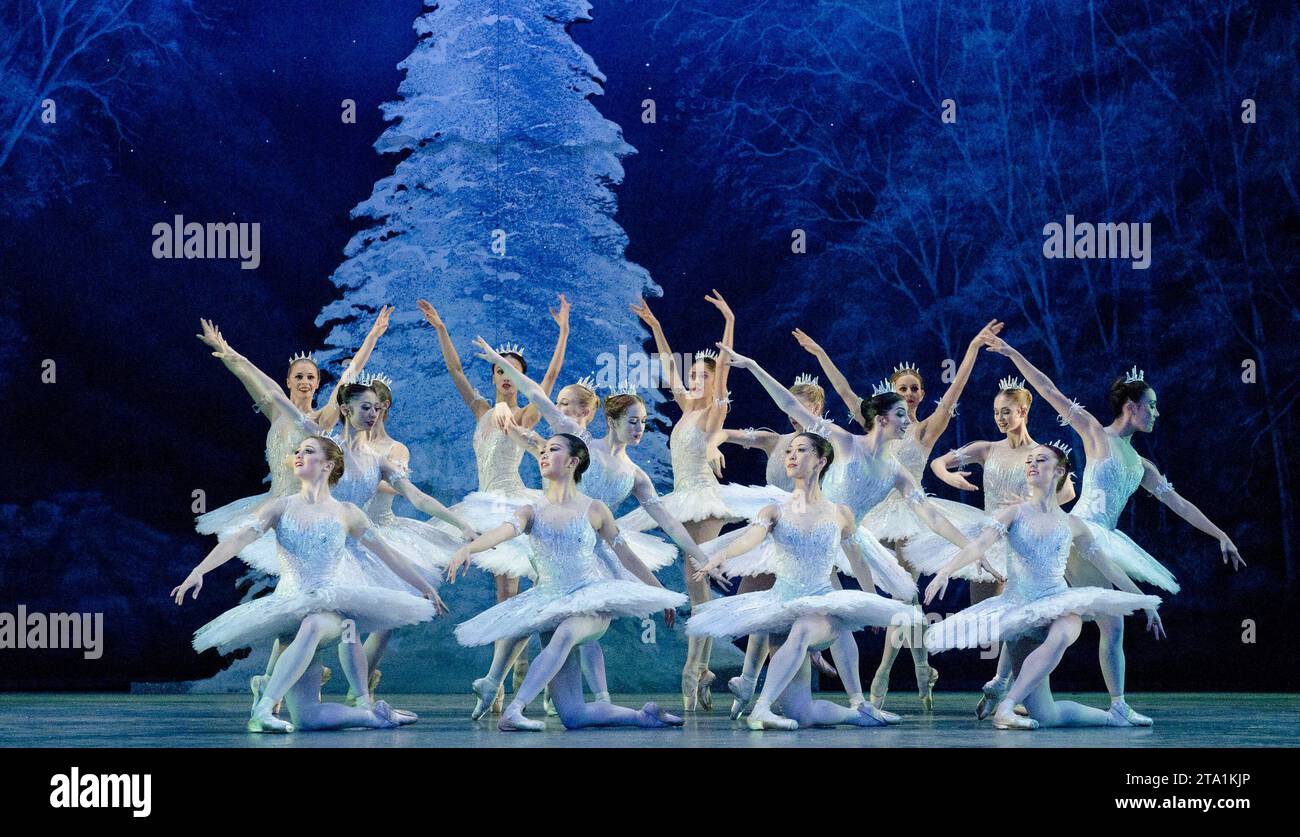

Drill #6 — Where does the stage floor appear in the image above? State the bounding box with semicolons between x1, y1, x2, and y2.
2;692;1295;748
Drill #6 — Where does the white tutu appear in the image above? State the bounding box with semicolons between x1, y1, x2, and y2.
194;492;281;576
701;526;916;601
454;579;686;647
925;587;1161;652
896;510;1007;583
617;483;787;531
1067;520;1181;593
686;585;922;641
438;489;544;579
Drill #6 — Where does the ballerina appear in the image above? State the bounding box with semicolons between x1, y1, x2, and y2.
689;431;922;730
928;375;1076;717
792;324;998;709
172;434;446;733
417;296;569;709
712;373;897;717
473;338;713;715
447;433;689;731
198;321;476;702
980;332;1244;725
623;293;782;710
923;443;1164;729
194;306;394;575
716;342;985;715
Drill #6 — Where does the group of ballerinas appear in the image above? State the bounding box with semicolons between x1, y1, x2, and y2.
172;291;1245;734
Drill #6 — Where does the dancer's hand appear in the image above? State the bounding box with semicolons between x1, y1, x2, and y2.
446;547;472;583
196;319;238;360
549;293;570;329
1146;609;1166;640
704;288;733;321
663;608;676;629
791;327;825;357
980;332;1014;356
368;304;394;339
706;443;725;478
976;556;1006;585
935;467;979;492
924;571;950;605
714;342;753;370
416;299;445;330
691;557;729;586
171;572;204;605
1219;536;1246;571
629;298;660;329
970;319;1005;348
425;587;449;616
490;401;516;432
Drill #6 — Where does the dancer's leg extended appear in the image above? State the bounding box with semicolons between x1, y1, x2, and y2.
549;643;682;729
499;615;610;730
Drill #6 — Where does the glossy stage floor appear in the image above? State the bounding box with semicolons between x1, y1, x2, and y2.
2;692;1296;747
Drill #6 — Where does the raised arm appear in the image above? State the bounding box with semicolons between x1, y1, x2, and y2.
417;299;489;418
716;343;856;450
631;298;689;410
1139;459;1244;570
792;328;865;427
473;337;578;435
172;499;285;604
915;320;1003;449
315;305;394;429
701;290;736;433
197;320;322;435
518;294;571;429
930;440;992;492
980;333;1109;456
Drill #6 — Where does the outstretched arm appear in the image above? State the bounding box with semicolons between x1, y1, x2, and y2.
923;507;1014;604
896;468;980;554
980;333;1109;456
315;305;394;429
380;459;478;539
417;299;489;418
473;337;578;435
349;508;445;610
719;427;782;455
701;290;736;433
792;327;865;427
692;507;776;581
1139;459;1244;570
445;507;532;583
172;499;284;604
915;320;1003;449
519;294;571;429
631;298;689;410
630;470;710;571
197;320;322;435
837;505;876;592
716;343;855;450
1068;517;1164;638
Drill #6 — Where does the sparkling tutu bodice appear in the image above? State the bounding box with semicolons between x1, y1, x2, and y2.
1072;436;1143;530
822;442;897;522
670;422;720;492
265;412;308;497
527;502;603;592
579;443;638;511
767;513;842;597
1003;510;1072;602
473;408;528;494
982;447;1030;513
333;443;384;508
890;436;927;482
273;504;352;592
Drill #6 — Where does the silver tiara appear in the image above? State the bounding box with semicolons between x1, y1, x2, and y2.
494;342;525;358
572;374;597;393
288;350;317;366
607;381;639;397
1045;439;1073;458
1123;365;1145;384
870;377;894;397
355;369;393;389
998;375;1026;392
792;373;820;388
316;430;346;452
892;361;920;377
693;347;719;361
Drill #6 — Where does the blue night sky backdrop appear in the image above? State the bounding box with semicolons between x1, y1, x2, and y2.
0;0;1295;691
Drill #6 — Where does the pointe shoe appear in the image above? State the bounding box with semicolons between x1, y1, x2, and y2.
470;677;500;721
992;704;1039;731
368;700;406;729
855;702;892;726
976;676;1011;721
250;674;268;713
697;670;716;711
356;695;417;726
344;668;380;708
917;665;938;712
746;704;798;731
681;670;701;712
498;704;545;732
851;696;901;724
641;702;685;728
1108;700;1153;727
543;687;558;717
868;690;888;711
248;700;293;734
491;682;506;715
727;676;756;720
809;650;838;678
368;667;382;696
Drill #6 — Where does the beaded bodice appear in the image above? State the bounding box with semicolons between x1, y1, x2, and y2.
1002;509;1072;601
822;441;898;522
983;445;1031;513
889;435;927;482
768;506;841;598
333;443;384;509
1072;435;1143;530
272;500;352;592
473;407;528;494
670;421;720;493
525;500;602;592
580;443;638;511
265;412;309;497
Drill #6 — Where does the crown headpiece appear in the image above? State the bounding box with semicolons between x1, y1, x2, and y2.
892;361;921;377
1044;439;1073;459
494;342;526;358
607;381;639;398
693;348;719;362
288;350;317;366
316;430;347;452
870;377;895;397
1123;365;1145;384
572;374;597;394
998;375;1026;392
355;369;393;389
792;373;820;388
